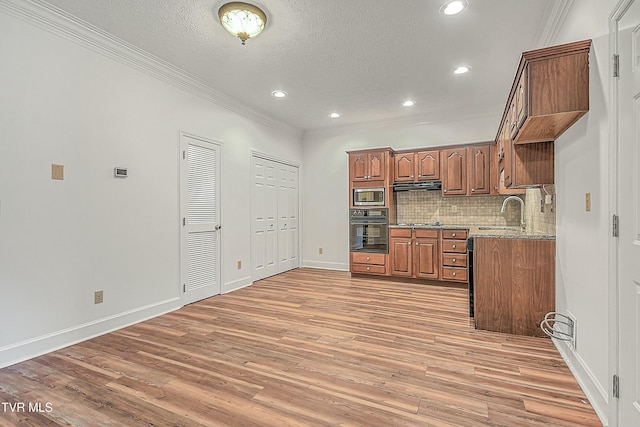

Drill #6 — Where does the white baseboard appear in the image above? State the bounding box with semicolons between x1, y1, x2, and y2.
554;339;609;427
302;260;349;271
0;297;181;369
222;276;253;294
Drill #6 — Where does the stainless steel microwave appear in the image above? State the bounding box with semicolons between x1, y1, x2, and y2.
353;187;385;206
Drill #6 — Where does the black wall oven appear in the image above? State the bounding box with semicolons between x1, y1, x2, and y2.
349;209;389;253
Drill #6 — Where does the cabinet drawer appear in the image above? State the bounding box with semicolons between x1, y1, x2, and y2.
352;264;386;275
415;229;439;239
442;240;467;253
442;253;468;267
351;253;386;265
390;228;412;238
442;266;468;282
442;229;468;240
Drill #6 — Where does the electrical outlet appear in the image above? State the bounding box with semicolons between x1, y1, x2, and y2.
545;194;553;205
585;192;591;212
94;290;103;304
237;260;242;269
319;247;323;255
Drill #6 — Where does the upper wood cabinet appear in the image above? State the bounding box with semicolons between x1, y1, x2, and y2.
394;151;440;182
507;39;591;144
441;148;467;196
441;144;497;196
467;145;495;196
350;150;388;182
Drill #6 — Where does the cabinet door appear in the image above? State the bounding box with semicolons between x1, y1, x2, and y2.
368;152;386;181
441;149;467;196
394;153;415;182
514;67;528;131
414;238;439;279
390;238;413;277
350;153;368;181
468;146;491;195
416;151;440;181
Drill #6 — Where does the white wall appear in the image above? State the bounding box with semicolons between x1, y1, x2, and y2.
0;4;302;367
301;115;498;270
551;0;617;423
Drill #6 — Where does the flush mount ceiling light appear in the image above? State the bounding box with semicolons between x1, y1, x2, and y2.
218;2;267;45
271;90;287;98
441;0;468;16
453;65;472;75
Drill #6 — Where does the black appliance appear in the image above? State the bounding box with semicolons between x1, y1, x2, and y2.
349;209;389;253
392;181;442;192
467;237;474;317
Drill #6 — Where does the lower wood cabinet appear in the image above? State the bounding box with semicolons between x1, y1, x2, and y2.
350;252;387;275
473;237;555;337
390;228;439;279
441;229;469;283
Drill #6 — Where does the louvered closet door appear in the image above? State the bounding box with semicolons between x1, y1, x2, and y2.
180;134;221;304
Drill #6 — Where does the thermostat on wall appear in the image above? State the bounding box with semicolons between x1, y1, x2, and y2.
114;167;128;178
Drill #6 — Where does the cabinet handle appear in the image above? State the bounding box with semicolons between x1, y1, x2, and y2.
452;272;457;276
452;245;456;249
471;188;475;192
452;258;457;263
452;233;456;237
443;189;448;193
366;257;370;261
366;267;371;271
415;242;419;246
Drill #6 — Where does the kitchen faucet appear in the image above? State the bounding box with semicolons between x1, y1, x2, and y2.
501;195;526;229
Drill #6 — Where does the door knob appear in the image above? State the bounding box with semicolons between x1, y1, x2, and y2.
215;224;222;231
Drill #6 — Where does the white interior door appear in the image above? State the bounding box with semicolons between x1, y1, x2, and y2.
251;157;278;281
180;134;221;304
616;1;640;425
277;163;299;273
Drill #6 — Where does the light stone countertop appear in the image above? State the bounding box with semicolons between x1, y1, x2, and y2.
389;224;555;240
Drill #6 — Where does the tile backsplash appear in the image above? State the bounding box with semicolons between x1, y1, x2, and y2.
395;185;555;234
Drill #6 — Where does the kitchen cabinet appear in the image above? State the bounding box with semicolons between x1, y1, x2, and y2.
441;148;467;196
509;40;591;144
467;145;497;196
350;252;387;276
394;150;440;182
390;228;439;279
441;145;497;196
474;237;555;337
349;149;392;183
440;229;468;283
495;40;589;191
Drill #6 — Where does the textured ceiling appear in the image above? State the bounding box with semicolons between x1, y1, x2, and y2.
40;0;559;133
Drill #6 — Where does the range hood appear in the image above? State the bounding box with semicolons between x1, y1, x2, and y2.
392;181;442;192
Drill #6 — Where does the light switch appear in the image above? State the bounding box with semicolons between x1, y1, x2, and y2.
585;192;591;212
51;164;64;180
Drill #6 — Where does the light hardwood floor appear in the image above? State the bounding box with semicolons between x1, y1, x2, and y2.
0;268;601;426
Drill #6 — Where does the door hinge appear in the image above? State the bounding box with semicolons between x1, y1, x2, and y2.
183;217;186;226
613;54;620;78
613;374;620;398
182;150;186;159
613;214;619;237
183;284;186;293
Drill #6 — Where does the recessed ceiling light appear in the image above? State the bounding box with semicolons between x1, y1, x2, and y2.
441;0;468;16
453;65;471;75
403;100;416;107
271;90;287;98
329;112;341;118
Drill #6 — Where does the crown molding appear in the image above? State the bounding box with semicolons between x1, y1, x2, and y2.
532;0;575;48
0;0;301;137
